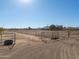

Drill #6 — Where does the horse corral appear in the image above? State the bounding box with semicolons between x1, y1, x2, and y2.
13;30;79;42
0;30;79;59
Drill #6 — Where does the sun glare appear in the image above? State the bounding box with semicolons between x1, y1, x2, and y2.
18;0;32;4
15;0;36;7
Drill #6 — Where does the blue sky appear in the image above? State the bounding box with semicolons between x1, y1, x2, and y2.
0;0;79;28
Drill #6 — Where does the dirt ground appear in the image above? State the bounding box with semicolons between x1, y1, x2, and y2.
0;32;79;59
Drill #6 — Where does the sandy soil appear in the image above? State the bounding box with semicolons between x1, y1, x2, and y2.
0;32;79;59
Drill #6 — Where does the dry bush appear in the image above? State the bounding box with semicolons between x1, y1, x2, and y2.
51;35;59;40
0;27;4;34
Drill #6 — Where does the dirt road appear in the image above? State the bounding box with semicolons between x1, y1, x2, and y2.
0;32;79;59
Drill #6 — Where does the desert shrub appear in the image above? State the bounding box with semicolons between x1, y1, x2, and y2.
51;33;59;40
0;27;4;34
49;24;56;30
51;35;59;40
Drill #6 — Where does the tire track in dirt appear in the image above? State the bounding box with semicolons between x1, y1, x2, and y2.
60;43;68;59
74;43;79;58
61;43;74;59
62;43;78;59
63;45;69;59
72;46;79;59
11;40;62;59
11;45;43;59
18;41;61;59
55;40;79;59
55;42;64;59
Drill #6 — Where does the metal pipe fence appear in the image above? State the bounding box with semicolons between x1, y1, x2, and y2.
14;30;79;40
0;32;16;49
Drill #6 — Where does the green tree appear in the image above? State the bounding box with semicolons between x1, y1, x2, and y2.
28;27;32;30
49;24;64;30
56;25;63;30
49;24;56;30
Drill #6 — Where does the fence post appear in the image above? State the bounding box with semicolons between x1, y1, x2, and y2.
68;30;70;39
14;32;16;45
40;32;43;40
1;33;2;44
51;32;53;40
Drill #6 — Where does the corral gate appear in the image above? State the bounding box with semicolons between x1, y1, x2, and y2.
0;32;16;49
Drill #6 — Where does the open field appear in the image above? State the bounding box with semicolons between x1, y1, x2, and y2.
0;30;79;59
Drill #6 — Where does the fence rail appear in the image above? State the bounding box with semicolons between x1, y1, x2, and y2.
12;30;79;40
0;32;16;49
